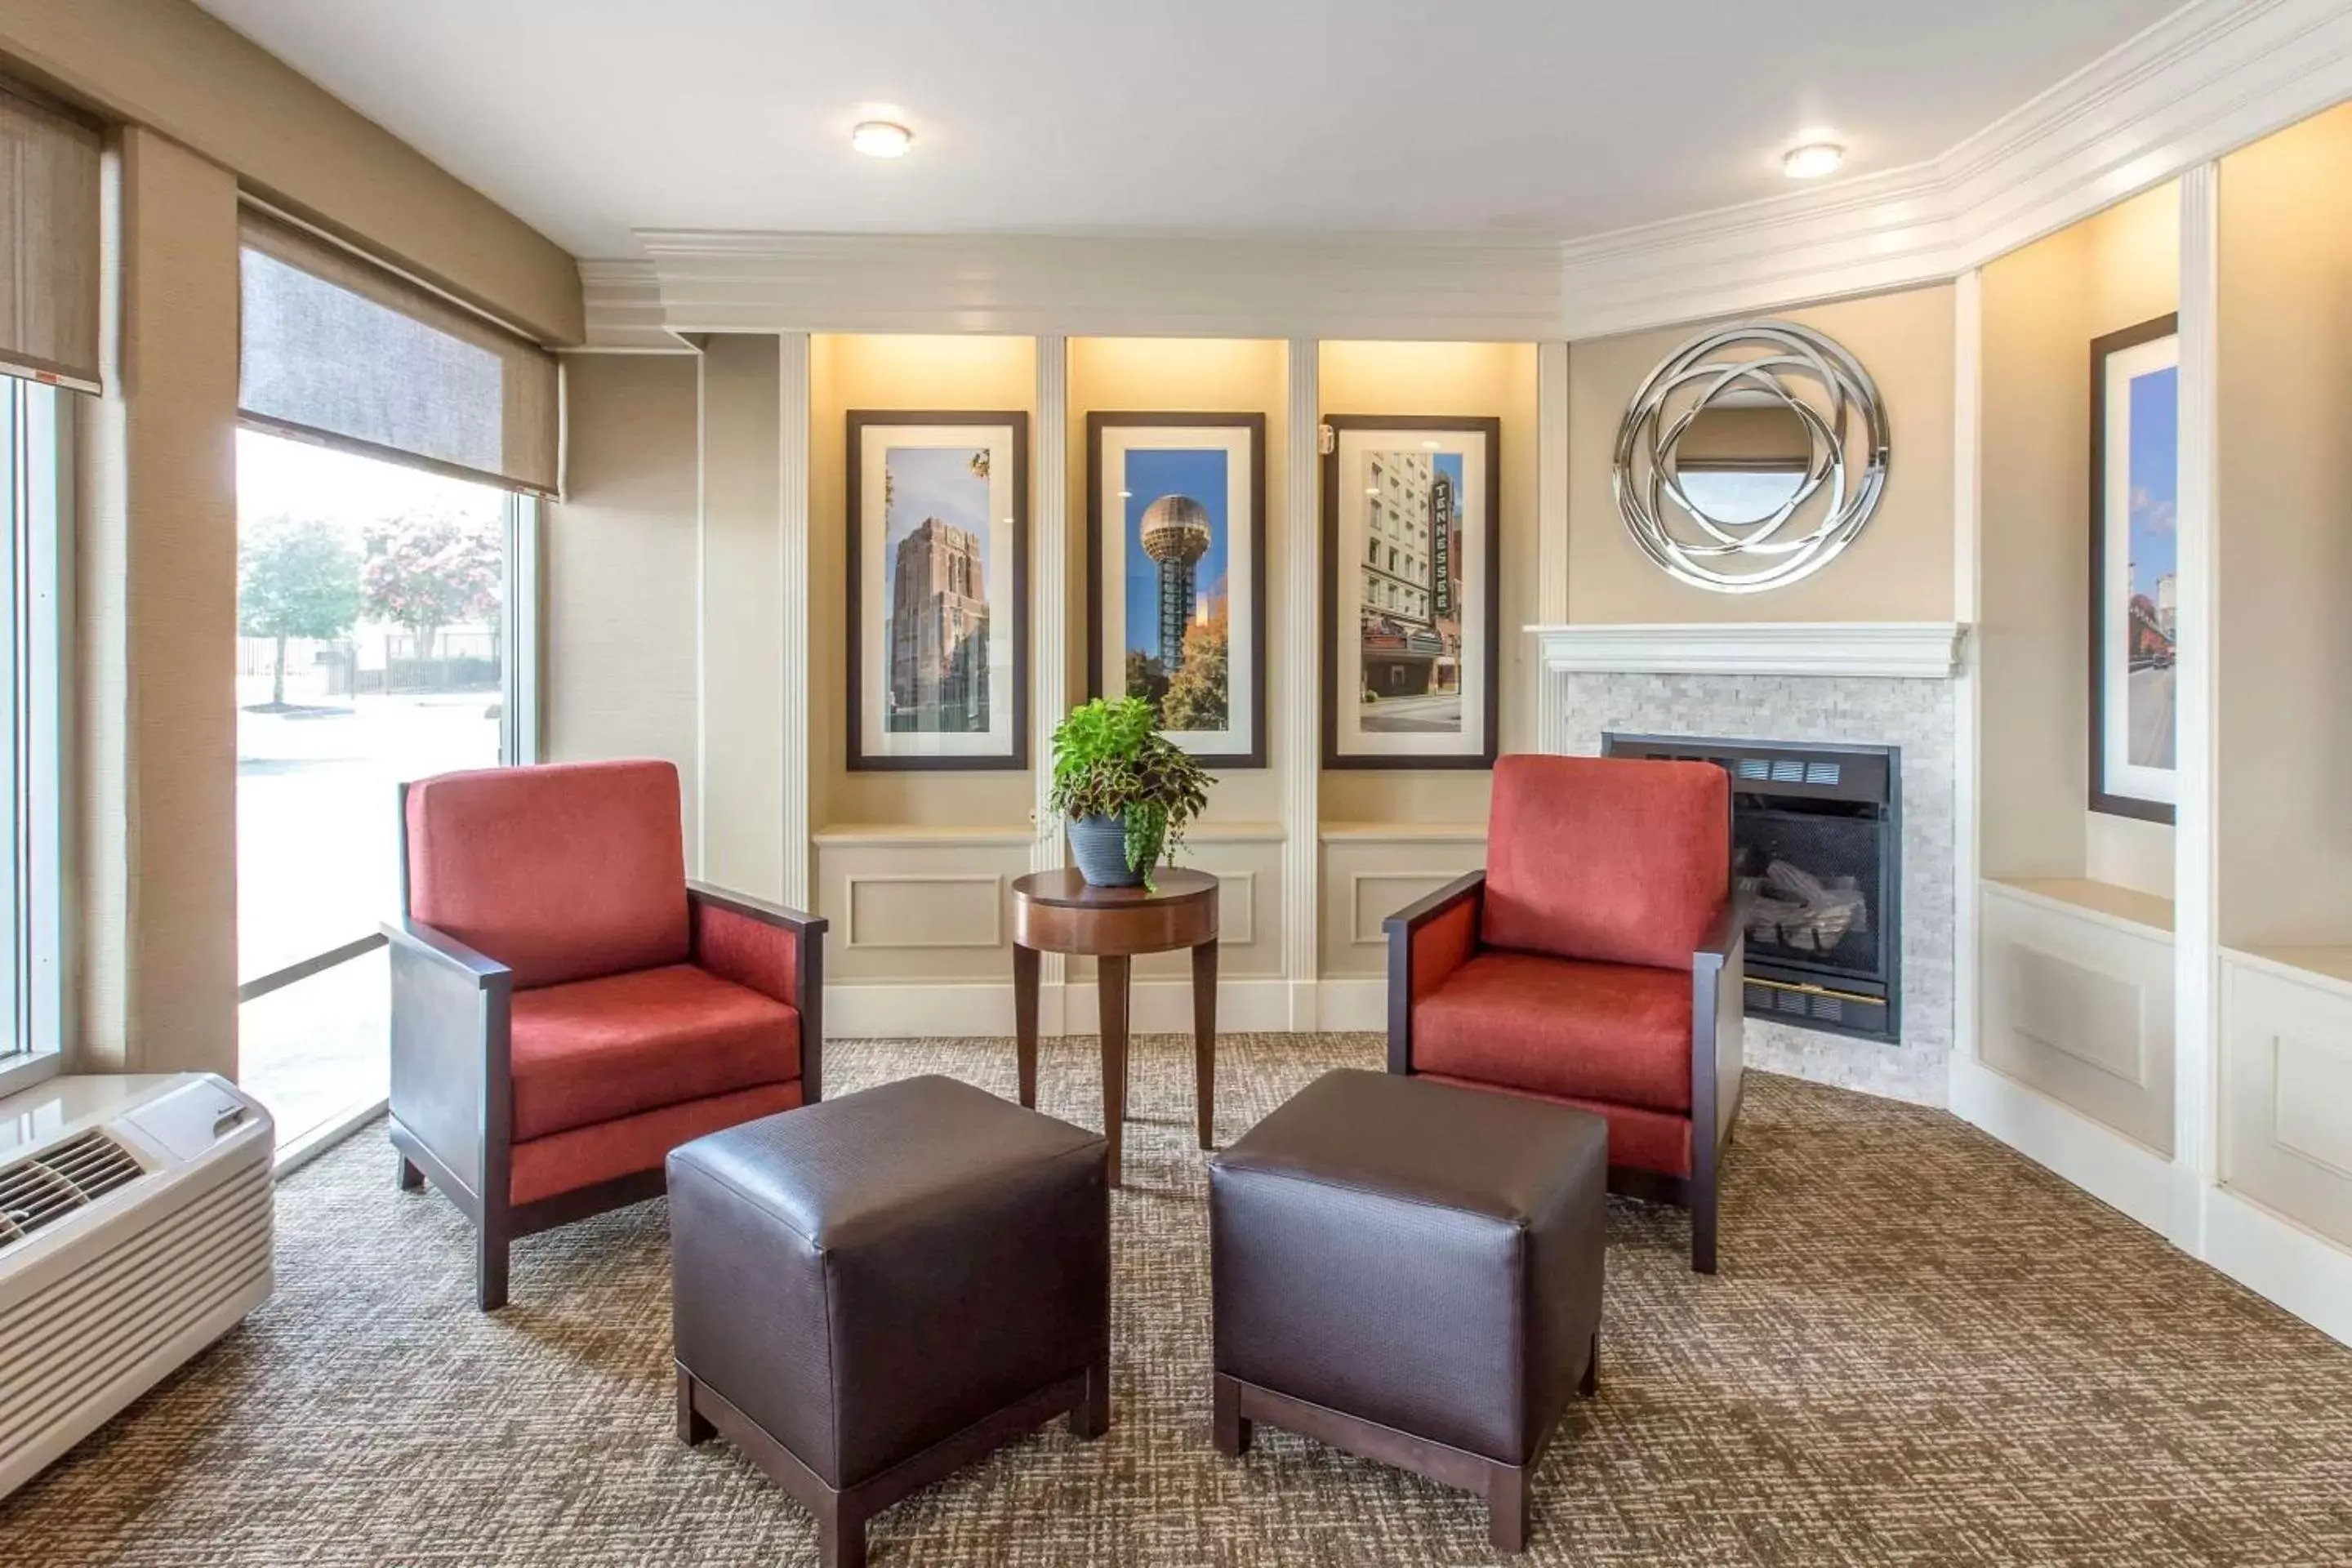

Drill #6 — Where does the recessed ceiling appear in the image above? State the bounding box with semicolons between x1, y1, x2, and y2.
194;0;2186;257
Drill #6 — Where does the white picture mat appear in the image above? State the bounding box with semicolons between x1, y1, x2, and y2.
1333;426;1490;760
2100;335;2178;807
1095;423;1255;758
858;423;1020;759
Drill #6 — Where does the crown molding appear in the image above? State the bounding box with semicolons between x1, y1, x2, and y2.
577;0;2352;348
1530;622;1969;679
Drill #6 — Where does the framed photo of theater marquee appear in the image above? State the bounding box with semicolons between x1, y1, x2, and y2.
846;410;1030;771
2088;315;2179;822
1321;415;1500;769
1086;412;1267;768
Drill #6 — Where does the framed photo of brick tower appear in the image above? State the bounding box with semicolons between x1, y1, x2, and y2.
1086;412;1267;768
847;411;1030;771
1321;415;1500;768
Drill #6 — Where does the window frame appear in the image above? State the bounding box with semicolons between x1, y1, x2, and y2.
0;377;71;1102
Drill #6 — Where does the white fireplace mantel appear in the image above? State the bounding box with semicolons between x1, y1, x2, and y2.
1528;622;1969;680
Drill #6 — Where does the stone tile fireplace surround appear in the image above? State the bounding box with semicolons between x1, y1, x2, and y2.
1531;625;1967;1106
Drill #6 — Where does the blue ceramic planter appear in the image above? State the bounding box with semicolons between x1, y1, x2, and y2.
1068;813;1147;888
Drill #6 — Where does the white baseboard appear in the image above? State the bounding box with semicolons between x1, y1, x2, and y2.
1949;1054;2179;1239
1316;978;1386;1033
1952;1053;2351;1349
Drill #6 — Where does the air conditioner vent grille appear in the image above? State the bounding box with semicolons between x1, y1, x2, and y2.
0;1131;146;1250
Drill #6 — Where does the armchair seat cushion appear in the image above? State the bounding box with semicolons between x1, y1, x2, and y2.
1411;950;1692;1116
510;964;802;1143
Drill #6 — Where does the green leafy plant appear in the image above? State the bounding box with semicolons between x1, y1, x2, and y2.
1048;697;1213;888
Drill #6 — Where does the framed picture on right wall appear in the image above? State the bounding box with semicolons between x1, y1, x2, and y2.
2089;312;2180;823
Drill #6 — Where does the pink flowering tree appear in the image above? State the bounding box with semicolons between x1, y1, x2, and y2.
363;510;501;658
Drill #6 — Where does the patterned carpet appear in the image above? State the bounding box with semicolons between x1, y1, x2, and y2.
9;1032;2352;1566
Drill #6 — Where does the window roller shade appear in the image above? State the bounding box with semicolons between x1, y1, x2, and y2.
0;86;102;392
238;209;559;495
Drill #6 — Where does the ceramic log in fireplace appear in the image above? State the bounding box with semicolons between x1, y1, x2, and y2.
1604;734;1900;1044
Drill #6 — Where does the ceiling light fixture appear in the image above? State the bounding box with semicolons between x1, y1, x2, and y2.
852;120;914;158
1781;142;1845;180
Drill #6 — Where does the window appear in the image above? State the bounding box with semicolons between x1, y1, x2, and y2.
0;376;65;1098
235;431;537;1158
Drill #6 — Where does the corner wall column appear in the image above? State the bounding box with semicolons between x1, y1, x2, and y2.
1535;341;1570;752
778;332;812;911
2171;162;2222;1241
1949;272;1984;1094
1031;336;1071;1031
1282;339;1321;1027
78;127;240;1077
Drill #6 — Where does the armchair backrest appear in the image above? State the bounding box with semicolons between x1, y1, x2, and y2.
403;759;691;989
1481;754;1729;972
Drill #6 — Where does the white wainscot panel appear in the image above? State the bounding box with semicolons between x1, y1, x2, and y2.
1980;882;2175;1156
2222;952;2352;1249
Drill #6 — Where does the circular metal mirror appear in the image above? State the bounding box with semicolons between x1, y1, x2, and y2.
1613;320;1890;594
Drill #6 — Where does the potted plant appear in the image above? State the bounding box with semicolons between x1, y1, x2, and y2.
1049;697;1213;890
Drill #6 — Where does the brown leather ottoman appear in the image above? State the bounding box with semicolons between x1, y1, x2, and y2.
669;1075;1110;1568
1209;1068;1606;1552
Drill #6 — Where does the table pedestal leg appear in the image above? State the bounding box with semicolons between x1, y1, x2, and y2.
1192;939;1218;1150
1013;944;1040;1109
1098;954;1130;1187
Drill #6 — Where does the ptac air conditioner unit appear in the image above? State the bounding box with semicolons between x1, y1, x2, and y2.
0;1073;274;1500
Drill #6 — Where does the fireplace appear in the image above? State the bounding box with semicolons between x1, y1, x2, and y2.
1603;734;1900;1044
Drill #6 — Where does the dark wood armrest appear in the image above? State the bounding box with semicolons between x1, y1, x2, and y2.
687;882;828;1102
383;915;512;1205
687;881;827;934
1383;871;1487;1077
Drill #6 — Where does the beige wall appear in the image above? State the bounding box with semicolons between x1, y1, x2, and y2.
701;336;784;899
1565;284;1957;626
543;354;701;857
1978;184;2179;893
1067;337;1287;828
0;0;580;342
1316;340;1539;830
2216;103;2352;948
809;334;1037;831
76;127;239;1076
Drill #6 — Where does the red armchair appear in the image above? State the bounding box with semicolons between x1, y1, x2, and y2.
1385;754;1743;1272
384;759;825;1310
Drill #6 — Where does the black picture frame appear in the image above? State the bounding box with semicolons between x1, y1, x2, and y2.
845;409;1031;773
2087;314;2179;824
1085;411;1268;770
1321;414;1502;771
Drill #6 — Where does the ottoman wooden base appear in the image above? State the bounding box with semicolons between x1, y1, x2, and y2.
1211;1337;1597;1553
680;1360;1109;1568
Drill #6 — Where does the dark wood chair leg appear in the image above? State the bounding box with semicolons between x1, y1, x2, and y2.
1191;938;1218;1151
817;1494;867;1568
1487;1459;1529;1552
477;1224;510;1312
1071;1356;1111;1439
1211;1372;1252;1456
1579;1330;1600;1397
1013;942;1040;1109
677;1367;715;1445
395;1154;424;1192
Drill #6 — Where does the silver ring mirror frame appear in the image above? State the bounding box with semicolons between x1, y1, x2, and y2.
1612;319;1891;594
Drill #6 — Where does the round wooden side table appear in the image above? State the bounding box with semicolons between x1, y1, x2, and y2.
1009;867;1218;1187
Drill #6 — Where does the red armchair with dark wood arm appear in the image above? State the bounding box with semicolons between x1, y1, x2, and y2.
1385;754;1743;1272
383;758;825;1310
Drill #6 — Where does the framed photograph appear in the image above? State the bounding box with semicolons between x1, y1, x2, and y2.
2089;315;2179;822
1086;412;1267;768
846;411;1029;771
1321;415;1500;769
